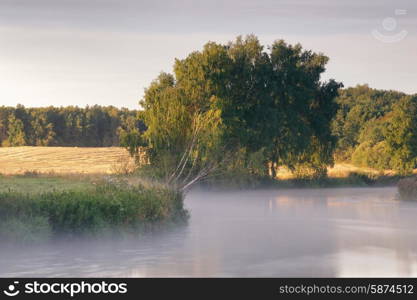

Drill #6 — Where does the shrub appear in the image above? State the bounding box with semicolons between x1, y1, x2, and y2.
0;181;188;241
398;177;417;201
352;141;391;170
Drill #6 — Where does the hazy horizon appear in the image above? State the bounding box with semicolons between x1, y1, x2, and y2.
1;0;416;109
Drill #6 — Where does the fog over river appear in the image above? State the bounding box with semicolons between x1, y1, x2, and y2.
1;187;417;277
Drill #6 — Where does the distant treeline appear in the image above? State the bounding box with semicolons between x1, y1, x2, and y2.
0;105;144;147
332;84;417;174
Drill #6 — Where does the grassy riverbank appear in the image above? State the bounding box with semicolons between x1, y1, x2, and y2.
200;168;403;190
0;175;188;243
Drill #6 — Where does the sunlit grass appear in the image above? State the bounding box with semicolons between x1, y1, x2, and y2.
0;175;93;193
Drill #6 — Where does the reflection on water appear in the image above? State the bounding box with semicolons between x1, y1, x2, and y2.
1;187;417;277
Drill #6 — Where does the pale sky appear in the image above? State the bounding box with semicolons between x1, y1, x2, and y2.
0;0;416;109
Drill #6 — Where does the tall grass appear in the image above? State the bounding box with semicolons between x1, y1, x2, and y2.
199;170;401;190
0;180;188;242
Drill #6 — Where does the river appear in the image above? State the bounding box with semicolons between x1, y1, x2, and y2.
1;187;417;277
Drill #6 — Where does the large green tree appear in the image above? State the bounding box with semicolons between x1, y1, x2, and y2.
127;35;342;186
265;40;342;177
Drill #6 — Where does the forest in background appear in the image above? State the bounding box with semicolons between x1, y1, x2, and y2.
0;105;143;147
333;85;417;174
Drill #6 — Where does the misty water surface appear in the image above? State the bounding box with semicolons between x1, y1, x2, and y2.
1;187;417;277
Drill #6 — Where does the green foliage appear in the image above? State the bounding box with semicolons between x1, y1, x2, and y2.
0;180;188;242
332;85;405;159
351;141;391;170
137;70;225;189
119;128;146;161
332;85;405;154
384;96;417;174
333;85;417;174
124;35;342;183
350;115;392;170
6;114;26;146
0;105;143;147
265;41;341;178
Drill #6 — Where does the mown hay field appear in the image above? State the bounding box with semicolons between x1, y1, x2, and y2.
0;146;135;175
0;146;391;177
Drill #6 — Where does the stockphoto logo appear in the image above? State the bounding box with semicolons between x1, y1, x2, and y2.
2;281;128;298
3;281;20;297
372;9;408;43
